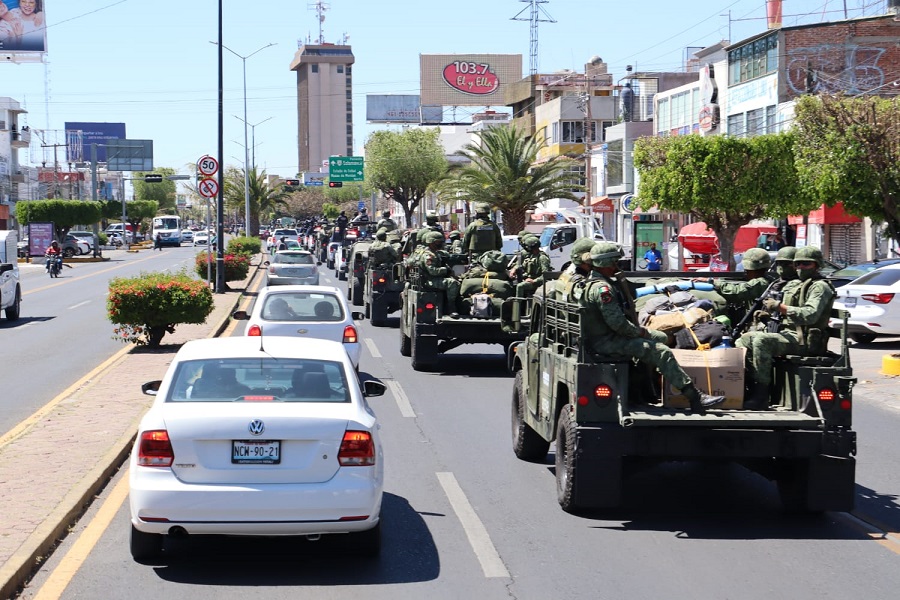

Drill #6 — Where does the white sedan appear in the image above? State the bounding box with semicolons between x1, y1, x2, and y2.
830;263;900;343
128;336;385;563
233;285;363;368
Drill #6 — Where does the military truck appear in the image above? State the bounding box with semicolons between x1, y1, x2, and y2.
398;264;529;371
361;262;403;326
346;239;374;306
505;277;857;514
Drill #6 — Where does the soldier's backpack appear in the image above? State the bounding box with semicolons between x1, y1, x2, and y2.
470;274;493;318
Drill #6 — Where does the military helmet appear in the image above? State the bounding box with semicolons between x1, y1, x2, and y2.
448;230;461;240
375;228;388;240
774;246;796;262
589;242;624;268
569;237;597;265
382;210;391;219
521;235;541;250
425;210;438;224
474;202;491;214
480;250;507;272
424;231;444;245
741;247;772;271
517;229;530;242
793;246;824;268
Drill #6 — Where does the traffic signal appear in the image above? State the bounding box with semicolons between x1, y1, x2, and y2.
284;179;301;187
144;174;164;183
328;181;342;188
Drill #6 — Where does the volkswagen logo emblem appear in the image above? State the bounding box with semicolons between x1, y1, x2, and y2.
296;328;308;334
248;419;265;436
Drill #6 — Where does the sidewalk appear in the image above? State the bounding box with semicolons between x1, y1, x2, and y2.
0;259;263;599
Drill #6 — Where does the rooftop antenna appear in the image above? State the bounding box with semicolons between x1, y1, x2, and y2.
511;0;556;75
309;1;329;45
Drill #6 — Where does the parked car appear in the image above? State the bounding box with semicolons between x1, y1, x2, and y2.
830;263;900;343
128;336;385;563
62;235;90;257
233;285;363;369
180;229;194;243
68;231;97;251
265;250;320;286
826;258;900;289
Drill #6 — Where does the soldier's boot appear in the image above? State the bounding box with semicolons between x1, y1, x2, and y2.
681;384;726;414
744;382;771;410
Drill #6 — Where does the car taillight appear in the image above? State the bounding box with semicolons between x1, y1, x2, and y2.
861;293;894;304
338;430;375;466
248;324;262;336
595;384;613;398
343;325;358;343
268;266;276;274
138;430;174;467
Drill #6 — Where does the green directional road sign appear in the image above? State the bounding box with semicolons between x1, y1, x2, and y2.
329;156;364;182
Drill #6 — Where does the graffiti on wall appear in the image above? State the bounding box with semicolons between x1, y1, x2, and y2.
786;44;886;95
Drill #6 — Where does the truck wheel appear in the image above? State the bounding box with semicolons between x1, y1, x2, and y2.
5;287;21;321
371;298;388;327
850;332;876;344
365;301;371;320
399;326;411;357
777;459;817;514
352;278;364;306
130;525;164;564
411;331;437;371
347;281;353;301
555;406;581;513
512;371;549;462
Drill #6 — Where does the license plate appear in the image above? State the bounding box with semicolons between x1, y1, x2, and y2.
232;440;281;464
843;297;857;308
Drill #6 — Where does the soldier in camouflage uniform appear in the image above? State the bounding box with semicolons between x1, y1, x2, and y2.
375;210;397;233
368;228;399;267
417;231;461;314
403;211;442;256
695;247;773;308
514;235;553;298
577;243;726;412
736;246;836;409
554;237;598;301
508;229;532;279
448;230;464;254
462;202;503;260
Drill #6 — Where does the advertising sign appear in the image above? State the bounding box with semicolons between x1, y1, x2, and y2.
302;172;326;186
366;95;443;124
0;0;48;55
420;54;522;106
27;222;54;257
633;221;665;270
64;122;127;163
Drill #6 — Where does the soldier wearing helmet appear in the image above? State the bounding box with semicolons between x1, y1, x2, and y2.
462;202;503;260
447;230;463;254
514;235;553;298
575;243;725;413
417;230;461;314
376;210;397;233
736;245;835;409
694;247;773;307
554;237;599;301
368;228;399;267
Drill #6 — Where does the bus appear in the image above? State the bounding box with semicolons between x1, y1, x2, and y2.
151;216;183;247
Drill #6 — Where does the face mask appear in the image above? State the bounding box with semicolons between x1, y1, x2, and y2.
797;267;814;281
776;265;796;279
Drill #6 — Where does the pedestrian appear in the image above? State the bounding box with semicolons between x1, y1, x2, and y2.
154;233;162;251
644;242;663;271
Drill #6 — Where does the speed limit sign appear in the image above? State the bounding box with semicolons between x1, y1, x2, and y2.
197;155;219;177
198;177;219;198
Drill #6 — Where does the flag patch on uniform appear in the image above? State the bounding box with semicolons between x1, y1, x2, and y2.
600;290;613;303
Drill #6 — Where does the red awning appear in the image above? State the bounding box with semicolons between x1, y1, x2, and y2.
787;202;861;225
37;171;86;183
590;197;615;213
678;221;777;254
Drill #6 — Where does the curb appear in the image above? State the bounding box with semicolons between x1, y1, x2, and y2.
0;260;264;600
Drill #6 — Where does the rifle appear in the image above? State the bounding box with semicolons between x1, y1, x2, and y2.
731;278;781;339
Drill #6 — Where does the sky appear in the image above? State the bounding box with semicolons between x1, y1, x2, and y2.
0;0;891;186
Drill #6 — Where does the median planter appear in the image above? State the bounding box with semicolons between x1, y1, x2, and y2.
194;251;251;286
107;271;214;347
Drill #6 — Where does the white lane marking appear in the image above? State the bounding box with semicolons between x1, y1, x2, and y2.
436;472;509;579
68;300;90;310
386;380;416;418
364;337;382;358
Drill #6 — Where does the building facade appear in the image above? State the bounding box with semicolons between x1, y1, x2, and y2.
0;97;31;230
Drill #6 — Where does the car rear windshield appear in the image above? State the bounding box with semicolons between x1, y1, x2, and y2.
261;292;344;322
273;229;298;237
167;358;350;403
274;253;313;264
853;268;900;287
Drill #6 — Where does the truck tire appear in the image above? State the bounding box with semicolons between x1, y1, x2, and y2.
777;458;817;514
555;406;622;512
5;287;21;321
365;300;371;320
512;371;550;462
399;325;411;357
555;406;581;513
347;281;353;301
411;331;437;371
850;332;876;344
352;278;364;306
370;297;388;327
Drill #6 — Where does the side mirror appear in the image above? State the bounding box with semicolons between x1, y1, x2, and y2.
362;380;386;397
264;260;270;266
141;380;162;396
352;311;365;320
232;310;250;320
0;264;13;274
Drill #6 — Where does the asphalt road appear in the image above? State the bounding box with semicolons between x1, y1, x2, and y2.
14;265;900;599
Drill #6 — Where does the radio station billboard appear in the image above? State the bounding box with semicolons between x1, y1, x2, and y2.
366;95;443;124
64;122;127;163
0;0;48;55
420;54;522;107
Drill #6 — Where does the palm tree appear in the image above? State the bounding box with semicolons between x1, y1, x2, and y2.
437;125;581;234
223;166;290;236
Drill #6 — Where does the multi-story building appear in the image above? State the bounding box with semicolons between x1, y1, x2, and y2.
0;97;31;230
289;43;355;173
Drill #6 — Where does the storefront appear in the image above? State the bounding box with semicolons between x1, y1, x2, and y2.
788;203;863;266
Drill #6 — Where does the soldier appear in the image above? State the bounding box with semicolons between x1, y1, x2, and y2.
351;207;370;225
514;235;553;298
554;237;598;301
448;230;464;254
736;246;836;410
376;210;397;233
694;247;773;307
403;210;442;256
368;228;399;267
577;243;726;413
771;246;798;290
508;229;532;279
418;231;461;315
462;202;503;260
734;246;800;337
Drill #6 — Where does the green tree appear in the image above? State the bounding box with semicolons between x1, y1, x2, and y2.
634;133;812;268
125;200;160;239
17;199;104;240
437;125;580;234
223;166;290;236
365;128;448;225
792;94;900;246
321;202;340;219
133;167;177;211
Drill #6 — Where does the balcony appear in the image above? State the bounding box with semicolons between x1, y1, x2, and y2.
11;128;31;148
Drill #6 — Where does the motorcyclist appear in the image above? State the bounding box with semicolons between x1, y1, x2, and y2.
45;240;62;272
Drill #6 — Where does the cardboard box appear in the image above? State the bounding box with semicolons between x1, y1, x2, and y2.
663;347;746;409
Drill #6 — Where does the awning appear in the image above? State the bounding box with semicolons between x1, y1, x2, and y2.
678;221;777;254
787;202;861;225
590;197;615;213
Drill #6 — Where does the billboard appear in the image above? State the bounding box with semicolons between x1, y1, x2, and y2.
64;122;127;163
366;95;443;124
0;0;47;55
420;54;522;107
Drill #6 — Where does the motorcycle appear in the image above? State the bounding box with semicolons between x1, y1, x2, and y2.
46;255;62;278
